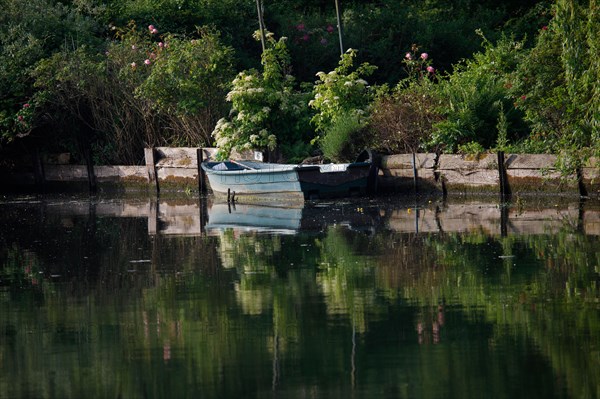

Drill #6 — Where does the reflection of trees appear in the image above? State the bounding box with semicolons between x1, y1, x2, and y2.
315;225;387;334
1;203;600;398
387;227;600;399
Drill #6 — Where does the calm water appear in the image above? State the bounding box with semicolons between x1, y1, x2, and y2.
0;195;599;399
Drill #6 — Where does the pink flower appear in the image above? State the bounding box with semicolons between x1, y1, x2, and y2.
17;115;24;121
144;59;151;65
151;28;158;34
148;24;155;31
405;52;412;60
541;26;548;31
23;103;30;108
131;62;137;68
420;52;428;60
326;24;335;33
131;45;137;50
158;42;164;48
426;66;435;74
296;23;305;31
520;95;527;101
302;34;310;42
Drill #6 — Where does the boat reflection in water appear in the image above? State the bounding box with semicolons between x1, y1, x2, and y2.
203;201;380;236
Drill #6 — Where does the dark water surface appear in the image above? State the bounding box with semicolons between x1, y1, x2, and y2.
0;195;599;398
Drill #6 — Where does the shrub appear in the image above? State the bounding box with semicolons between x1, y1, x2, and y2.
510;0;600;171
428;32;528;152
309;48;376;161
211;34;313;161
368;47;442;154
320;110;367;162
32;23;235;164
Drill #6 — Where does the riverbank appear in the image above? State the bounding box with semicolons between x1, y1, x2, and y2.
1;148;599;198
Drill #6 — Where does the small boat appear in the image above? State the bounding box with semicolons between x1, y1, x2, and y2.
200;150;378;202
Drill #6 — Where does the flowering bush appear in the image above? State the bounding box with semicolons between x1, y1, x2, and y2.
368;46;442;154
308;49;377;161
310;49;376;134
31;23;234;163
212;34;312;161
402;44;436;81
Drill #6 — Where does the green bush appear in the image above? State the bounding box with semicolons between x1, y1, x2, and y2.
510;0;600;171
211;34;313;161
428;32;529;152
309;48;376;138
31;23;235;164
368;47;442;154
319;110;366;162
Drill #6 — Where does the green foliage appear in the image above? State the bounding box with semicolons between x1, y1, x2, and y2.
510;0;600;172
31;23;235;163
309;49;376;136
319;110;366;162
457;141;486;156
368;49;442;154
211;34;312;161
0;0;101;145
308;49;376;161
428;32;528;152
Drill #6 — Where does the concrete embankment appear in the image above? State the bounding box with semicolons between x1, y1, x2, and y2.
1;148;599;198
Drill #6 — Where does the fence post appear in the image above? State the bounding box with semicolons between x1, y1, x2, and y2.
497;151;510;201
411;152;419;194
576;167;588;198
197;148;206;194
145;148;159;194
32;146;45;193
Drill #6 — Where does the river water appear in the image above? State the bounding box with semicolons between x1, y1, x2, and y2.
0;194;599;398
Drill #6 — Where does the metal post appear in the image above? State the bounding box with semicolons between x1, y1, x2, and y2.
334;0;344;55
255;0;266;53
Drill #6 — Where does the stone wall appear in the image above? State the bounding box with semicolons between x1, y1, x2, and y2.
379;152;600;197
2;149;600;197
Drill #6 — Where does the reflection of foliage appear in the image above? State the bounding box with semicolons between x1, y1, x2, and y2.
1;201;600;398
315;226;386;333
0;245;43;290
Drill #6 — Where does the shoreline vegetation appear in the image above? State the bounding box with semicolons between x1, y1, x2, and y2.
1;0;599;187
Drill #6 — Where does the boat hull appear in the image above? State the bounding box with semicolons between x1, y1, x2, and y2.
201;150;377;202
201;161;303;201
296;162;371;199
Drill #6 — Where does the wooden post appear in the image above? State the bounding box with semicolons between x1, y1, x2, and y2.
497;151;510;201
197;148;206;194
32;146;45;193
500;203;508;237
148;198;158;235
576;166;588;198
83;145;97;193
145;148;159;194
411;152;419;194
